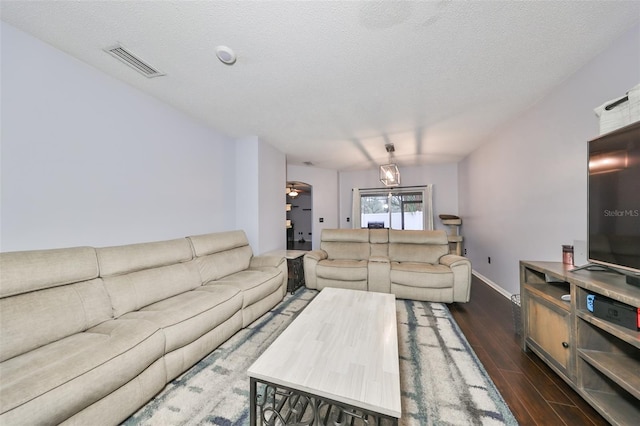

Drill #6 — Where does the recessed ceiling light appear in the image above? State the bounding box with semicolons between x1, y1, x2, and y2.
215;46;236;65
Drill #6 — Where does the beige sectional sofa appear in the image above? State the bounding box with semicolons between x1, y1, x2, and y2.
0;230;286;425
304;228;471;303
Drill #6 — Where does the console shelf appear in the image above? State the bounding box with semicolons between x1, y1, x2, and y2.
576;309;640;347
577;348;640;399
520;261;640;425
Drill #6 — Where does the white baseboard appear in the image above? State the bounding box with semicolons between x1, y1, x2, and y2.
472;270;513;300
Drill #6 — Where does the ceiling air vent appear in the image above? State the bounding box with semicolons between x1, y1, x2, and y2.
104;44;165;78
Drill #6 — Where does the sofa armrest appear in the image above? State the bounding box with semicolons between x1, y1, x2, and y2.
439;254;469;268
304;250;327;262
440;254;472;302
303;250;327;290
250;255;285;269
250;254;288;297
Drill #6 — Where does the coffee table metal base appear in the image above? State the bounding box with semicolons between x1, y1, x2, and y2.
250;377;398;426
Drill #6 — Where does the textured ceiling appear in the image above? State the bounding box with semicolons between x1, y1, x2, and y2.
2;1;639;171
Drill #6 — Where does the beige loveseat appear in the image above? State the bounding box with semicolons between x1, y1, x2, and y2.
304;229;471;303
0;230;286;425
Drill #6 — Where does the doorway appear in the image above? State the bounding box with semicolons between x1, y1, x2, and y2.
286;181;312;250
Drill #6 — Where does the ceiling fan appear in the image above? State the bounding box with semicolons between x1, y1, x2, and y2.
286;182;309;198
286;185;300;198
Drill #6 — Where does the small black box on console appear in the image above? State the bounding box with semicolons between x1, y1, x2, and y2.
627;274;640;288
586;293;639;331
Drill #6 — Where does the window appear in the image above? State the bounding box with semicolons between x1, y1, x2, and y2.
352;185;433;230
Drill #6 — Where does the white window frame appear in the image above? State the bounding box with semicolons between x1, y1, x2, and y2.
351;185;434;230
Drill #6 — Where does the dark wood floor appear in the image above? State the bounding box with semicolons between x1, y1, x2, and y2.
449;276;609;426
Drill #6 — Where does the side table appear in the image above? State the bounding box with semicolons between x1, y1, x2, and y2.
263;250;307;294
284;250;306;293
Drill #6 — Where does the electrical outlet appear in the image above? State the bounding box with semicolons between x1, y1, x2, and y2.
488;256;491;264
464;249;467;255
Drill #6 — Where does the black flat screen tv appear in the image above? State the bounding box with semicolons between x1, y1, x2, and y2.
587;120;640;276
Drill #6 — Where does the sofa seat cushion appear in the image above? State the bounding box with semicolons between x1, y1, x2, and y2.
317;259;368;281
0;319;164;425
390;262;453;288
120;285;242;353
202;269;283;309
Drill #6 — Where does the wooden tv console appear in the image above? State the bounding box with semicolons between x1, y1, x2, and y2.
520;261;639;425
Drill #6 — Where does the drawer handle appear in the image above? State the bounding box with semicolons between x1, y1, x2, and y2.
562;342;569;349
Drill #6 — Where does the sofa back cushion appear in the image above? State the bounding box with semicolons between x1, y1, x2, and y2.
389;230;449;264
97;238;199;317
97;238;193;276
369;229;389;257
320;229;370;260
0;278;112;362
0;246;98;298
102;264;203;318
188;231;253;282
0;246;110;362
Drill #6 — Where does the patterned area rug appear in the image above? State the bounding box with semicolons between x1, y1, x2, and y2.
123;289;517;425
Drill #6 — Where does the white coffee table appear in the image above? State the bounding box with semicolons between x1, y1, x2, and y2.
248;287;401;425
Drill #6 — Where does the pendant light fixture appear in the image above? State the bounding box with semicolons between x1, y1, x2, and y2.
380;143;400;186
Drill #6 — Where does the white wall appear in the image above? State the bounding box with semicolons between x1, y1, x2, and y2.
235;136;286;254
338;163;459;231
236;136;286;254
257;140;286;254
1;22;286;253
286;165;339;249
235;137;260;250
458;23;640;296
